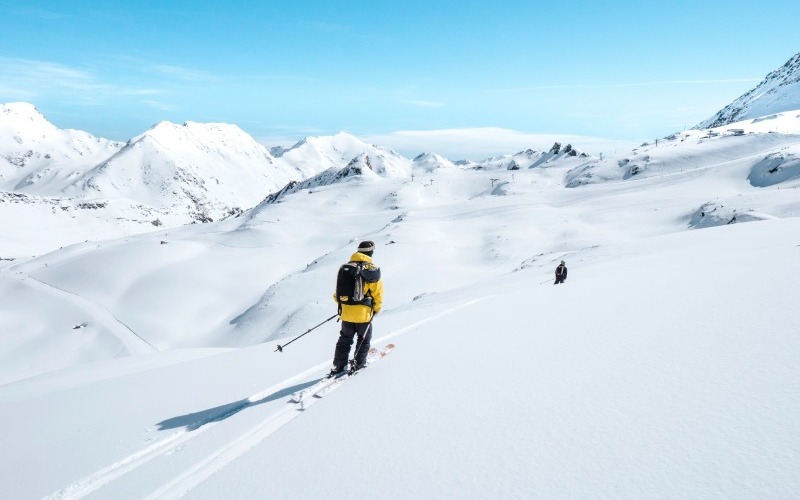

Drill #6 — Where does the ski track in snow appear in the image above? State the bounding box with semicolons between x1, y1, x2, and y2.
10;270;157;354
43;298;485;500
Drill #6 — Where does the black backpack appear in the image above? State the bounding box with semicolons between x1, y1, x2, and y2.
336;261;381;313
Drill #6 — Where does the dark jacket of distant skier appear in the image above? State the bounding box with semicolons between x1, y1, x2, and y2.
330;241;383;374
554;261;567;284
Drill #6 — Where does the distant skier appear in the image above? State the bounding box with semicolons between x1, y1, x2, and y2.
330;241;383;377
554;260;567;285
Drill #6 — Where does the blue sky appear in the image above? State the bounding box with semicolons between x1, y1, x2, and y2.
2;1;799;158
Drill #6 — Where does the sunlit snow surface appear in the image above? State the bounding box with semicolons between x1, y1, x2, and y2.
1;110;799;499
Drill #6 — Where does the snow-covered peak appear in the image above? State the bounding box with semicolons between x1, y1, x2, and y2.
62;120;298;221
412;152;457;172
0;102;123;194
277;131;411;179
696;52;800;129
0;102;54;130
132;121;274;161
279;132;373;168
470;142;589;170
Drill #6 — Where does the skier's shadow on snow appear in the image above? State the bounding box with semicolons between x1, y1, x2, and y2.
156;380;318;431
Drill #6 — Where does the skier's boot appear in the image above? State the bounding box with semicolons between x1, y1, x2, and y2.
327;364;347;378
349;359;367;375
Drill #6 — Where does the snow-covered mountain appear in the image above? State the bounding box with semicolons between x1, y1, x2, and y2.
696;52;800;129
272;131;412;178
0;103;123;195
257;153;385;205
0;111;419;233
467;142;590;171
411;152;457;171
59;120;302;222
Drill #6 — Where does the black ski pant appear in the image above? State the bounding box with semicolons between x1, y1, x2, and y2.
333;321;372;369
554;277;565;284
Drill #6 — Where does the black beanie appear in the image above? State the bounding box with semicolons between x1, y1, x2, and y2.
357;240;375;255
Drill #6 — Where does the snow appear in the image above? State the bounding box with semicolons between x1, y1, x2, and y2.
2;217;799;499
1;94;800;496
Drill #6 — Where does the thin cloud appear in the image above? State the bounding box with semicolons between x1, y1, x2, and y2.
488;78;761;93
8;7;72;21
0;57;165;100
151;64;217;82
0;85;35;100
141;99;177;111
0;58;105;96
1;58;94;82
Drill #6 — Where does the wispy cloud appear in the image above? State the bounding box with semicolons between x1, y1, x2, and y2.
488;78;761;93
1;58;94;84
0;57;171;109
0;57;163;101
0;85;35;100
141;99;177;111
151;64;217;82
8;7;72;21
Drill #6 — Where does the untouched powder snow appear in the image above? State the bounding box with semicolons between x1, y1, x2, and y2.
1;218;798;499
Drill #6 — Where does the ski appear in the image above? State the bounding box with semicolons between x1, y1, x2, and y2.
289;343;395;405
313;343;395;399
288;364;358;404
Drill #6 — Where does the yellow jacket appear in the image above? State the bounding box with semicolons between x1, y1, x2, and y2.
334;252;383;323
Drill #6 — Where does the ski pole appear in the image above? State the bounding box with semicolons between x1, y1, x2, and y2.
275;314;338;352
351;320;373;368
539;279;552;284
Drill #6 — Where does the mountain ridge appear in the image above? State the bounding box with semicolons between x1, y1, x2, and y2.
696;52;800;129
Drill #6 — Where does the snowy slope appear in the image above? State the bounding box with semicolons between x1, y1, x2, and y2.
256;153;384;205
565;112;800;189
3;120;800;384
0;191;182;258
1;217;798;500
697;52;800;129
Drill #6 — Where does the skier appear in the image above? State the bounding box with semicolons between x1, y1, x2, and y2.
554;260;567;285
330;241;383;376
